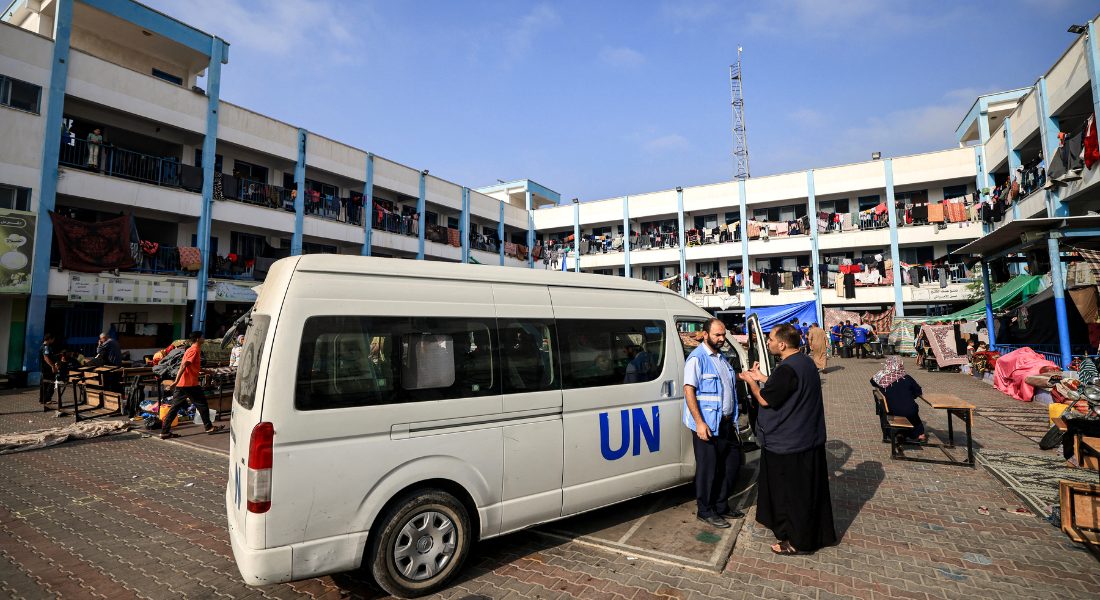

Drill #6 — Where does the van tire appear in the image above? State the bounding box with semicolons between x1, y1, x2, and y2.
368;488;472;598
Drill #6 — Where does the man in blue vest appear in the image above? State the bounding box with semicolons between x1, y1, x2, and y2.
852;323;868;358
683;318;743;529
829;323;842;357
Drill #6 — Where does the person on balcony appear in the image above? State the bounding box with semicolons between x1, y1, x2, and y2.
87;128;103;171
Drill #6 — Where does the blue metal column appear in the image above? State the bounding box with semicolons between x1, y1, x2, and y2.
676;188;687;298
981;260;997;348
884;159;904;317
806;171;822;326
1005;118;1020;220
1085;23;1100;145
1047;235;1072;367
738;180;749;312
499;202;506;265
461;188;469;264
572;201;581;273
975;146;991;235
23;0;73;384
191;36;224;333
292;129;307;255
361;153;374;256
526;190;534;269
417;172;426;260
622;196;631;278
1036;78;1065;217
977;109;995;189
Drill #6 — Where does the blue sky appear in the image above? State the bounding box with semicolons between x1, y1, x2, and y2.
150;0;1098;202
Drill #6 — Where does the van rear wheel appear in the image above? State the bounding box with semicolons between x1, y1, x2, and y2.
368;489;472;598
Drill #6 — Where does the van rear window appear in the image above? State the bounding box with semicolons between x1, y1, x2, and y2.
295;316;498;410
557;319;665;389
235;314;270;410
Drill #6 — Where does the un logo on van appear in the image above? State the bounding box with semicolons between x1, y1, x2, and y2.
599;407;659;460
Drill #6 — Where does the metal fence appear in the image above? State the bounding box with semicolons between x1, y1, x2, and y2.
372;211;418;237
236;180;293;209
59;137;195;190
305;195;364;226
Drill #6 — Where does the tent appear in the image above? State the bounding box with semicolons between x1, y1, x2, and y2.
944;275;1042;319
998;285;1090;347
747;300;818;332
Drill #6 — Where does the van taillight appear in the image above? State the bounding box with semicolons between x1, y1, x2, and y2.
247;422;274;513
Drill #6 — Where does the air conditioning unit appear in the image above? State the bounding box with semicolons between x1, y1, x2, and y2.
1020;230;1047;244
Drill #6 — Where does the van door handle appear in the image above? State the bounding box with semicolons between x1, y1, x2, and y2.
661;380;675;398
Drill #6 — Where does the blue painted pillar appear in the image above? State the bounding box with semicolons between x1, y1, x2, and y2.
499;203;506;267
572;201;580;273
622;196;631;278
676;188;687;298
1085;23;1100;150
23;0;73;384
526;189;534;269
884;159;904;317
977;111;995;189
417;172;426;260
738;180;749;312
1036;78;1065;217
1047;235;1072;367
361;153;374;256
806;171;822;326
1005;118;1020;220
975;146;991;235
461;188;469;264
292;129;307;255
982;260;997;348
191;36;224;333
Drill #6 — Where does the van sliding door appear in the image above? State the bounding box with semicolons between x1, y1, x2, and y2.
550;287;681;516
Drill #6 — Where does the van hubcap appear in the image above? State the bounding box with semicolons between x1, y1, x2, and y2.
394;511;456;581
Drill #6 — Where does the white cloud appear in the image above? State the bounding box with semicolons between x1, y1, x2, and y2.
600;46;644;69
790;108;828;128
645;134;690;152
143;0;367;65
504;4;560;65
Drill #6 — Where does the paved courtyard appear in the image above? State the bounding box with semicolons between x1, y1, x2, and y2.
1;356;1098;600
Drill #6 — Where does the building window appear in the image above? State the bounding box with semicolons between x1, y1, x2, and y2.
230;232;267;261
725;212;740;224
818;199;849;214
448;216;459;229
426;211;438;226
693;214;717;230
190;235;219;254
943;184;968;200
752;204;807;221
0;183;31;211
234;160;269;184
0;74;41;114
193;149;223;172
591;226;612;237
152;69;183;85
857;195;880;211
303;242;338;254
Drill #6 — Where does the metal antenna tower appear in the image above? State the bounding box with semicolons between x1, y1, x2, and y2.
730;47;750;180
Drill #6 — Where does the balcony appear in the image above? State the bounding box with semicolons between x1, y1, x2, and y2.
305;191;365;226
50;245;254;280
372;210;419;238
59;137;201;192
234;179;294;211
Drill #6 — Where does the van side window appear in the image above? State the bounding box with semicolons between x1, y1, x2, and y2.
676;321;736;359
295;316;497;410
499;319;559;394
557;319;665;389
235;314;270;410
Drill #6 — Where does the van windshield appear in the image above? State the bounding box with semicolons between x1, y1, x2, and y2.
235;314;270;410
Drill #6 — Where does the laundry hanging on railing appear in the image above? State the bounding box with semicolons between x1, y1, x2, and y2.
50;211;138;273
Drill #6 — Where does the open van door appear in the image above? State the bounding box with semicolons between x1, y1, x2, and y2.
746;313;774;377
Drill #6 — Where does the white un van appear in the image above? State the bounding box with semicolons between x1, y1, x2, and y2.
226;255;765;597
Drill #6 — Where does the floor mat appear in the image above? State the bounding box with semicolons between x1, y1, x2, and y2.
975;404;1052;441
976;449;1098;516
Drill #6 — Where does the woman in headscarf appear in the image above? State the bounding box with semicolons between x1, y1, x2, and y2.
871;356;926;442
229;334;245;367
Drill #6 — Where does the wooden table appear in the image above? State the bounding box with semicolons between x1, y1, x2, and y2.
914;393;975;468
1055;416;1100;485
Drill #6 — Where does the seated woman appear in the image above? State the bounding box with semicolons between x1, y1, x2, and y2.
871;356;926;442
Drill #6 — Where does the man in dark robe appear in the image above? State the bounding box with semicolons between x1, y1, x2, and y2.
738;323;837;554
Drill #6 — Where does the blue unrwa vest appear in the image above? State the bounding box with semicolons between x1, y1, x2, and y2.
682;344;737;433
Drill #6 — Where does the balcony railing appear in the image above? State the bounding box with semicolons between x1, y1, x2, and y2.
52;245;253;280
58;137;201;192
305;193;364;226
235;179;294;210
372;210;419;237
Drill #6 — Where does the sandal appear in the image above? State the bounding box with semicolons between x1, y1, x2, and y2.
205;425;225;435
160;433;181;439
771;542;812;556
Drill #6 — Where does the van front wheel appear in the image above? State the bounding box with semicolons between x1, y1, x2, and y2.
368;489;472;598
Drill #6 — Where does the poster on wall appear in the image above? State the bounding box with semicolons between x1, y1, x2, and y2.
69;274;187;304
0;209;36;294
214;281;259;303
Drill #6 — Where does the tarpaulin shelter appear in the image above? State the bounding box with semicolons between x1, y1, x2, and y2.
824;308;862;331
998;285;1090;347
746;300;818;332
944;275;1042;319
861;306;895;335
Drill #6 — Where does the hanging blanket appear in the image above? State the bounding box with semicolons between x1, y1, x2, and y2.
177;247;202;271
49;211;137;273
922;324;968;367
861;306;895;337
994;347;1060;402
824;307;861;331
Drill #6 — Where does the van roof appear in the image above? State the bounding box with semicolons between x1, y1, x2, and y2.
291;255;681;295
